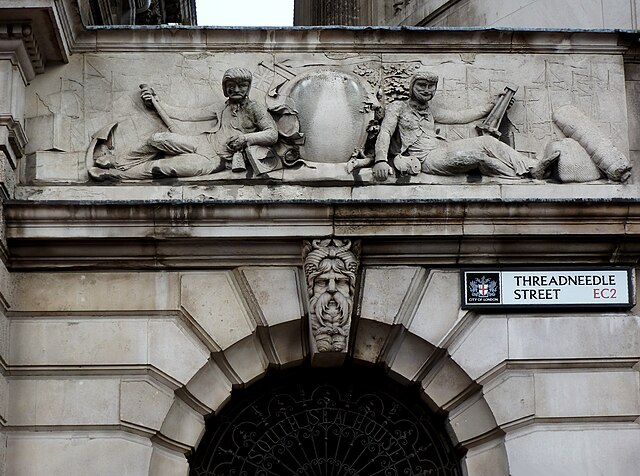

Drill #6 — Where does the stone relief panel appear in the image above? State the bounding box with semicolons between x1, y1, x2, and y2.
302;238;361;361
22;51;632;185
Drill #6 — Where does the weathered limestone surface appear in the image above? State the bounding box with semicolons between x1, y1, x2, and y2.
508;314;640;359
1;4;639;475
2;265;639;474
9;379;121;426
449;317;509;380
19;34;634;189
387;0;640;29
482;374;535;426
533;370;640;417
6;434;153;476
120;379;174;432
505;425;640;476
12;272;180;312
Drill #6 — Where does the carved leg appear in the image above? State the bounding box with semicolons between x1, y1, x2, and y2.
147;132;198;155
105;153;224;180
423;137;534;178
474;136;535;177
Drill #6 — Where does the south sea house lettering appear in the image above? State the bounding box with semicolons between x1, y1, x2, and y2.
462;268;634;309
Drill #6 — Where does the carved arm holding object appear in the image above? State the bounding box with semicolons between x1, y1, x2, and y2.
139;84;219;129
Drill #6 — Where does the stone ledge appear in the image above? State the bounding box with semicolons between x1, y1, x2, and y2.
13;183;639;203
81;26;637;55
6;200;640;237
5;201;640;268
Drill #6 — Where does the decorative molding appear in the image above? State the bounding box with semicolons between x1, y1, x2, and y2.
0;115;27;167
4;201;640;268
0;23;44;74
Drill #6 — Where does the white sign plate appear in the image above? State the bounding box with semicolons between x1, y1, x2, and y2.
462;268;634;309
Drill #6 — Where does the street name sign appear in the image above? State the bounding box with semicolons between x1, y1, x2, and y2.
462;268;634;309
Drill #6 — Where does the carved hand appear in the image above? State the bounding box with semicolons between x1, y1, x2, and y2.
483;100;496;115
372;161;393;181
140;85;156;109
227;134;248;152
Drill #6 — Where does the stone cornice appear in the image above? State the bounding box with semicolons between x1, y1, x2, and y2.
75;27;636;55
7;200;640;237
3;1;638;59
0;2;71;69
0;23;44;75
5;200;640;268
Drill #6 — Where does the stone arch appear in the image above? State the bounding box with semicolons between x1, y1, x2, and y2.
189;364;465;475
146;266;511;475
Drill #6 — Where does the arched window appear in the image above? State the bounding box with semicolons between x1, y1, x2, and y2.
189;365;463;475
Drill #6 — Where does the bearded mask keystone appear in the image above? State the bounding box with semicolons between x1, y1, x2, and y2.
302;239;360;353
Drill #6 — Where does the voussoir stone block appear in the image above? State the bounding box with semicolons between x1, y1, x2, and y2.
449;316;508;381
149;446;190;476
223;334;269;385
0;309;8;368
0;372;7;424
159;398;205;449
181;272;255;350
463;439;510;476
360;267;422;325
148;320;209;385
268;321;305;366
12;272;179;312
387;332;437;383
186;360;233;413
483;374;535;426
120;379;174;431
448;396;499;445
421;357;474;411
409;270;464;346
240;267;303;326
352;319;393;364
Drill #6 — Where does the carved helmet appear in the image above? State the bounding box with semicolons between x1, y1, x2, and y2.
221;67;253;97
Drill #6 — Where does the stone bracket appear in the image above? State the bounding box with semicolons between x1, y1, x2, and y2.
0;23;44;75
0;115;26;168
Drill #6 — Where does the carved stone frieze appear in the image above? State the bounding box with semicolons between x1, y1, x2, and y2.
29;51;628;186
302;238;361;361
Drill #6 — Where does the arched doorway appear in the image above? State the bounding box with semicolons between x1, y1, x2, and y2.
188;365;464;475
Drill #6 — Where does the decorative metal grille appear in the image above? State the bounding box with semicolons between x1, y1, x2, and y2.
189;368;463;476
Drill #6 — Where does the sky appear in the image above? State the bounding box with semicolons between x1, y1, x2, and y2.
196;0;294;26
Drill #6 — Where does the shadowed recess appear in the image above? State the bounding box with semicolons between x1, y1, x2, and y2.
188;365;464;475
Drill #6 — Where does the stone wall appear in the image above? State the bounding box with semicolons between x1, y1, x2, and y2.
19;29;636;193
3;264;640;474
423;0;640;29
1;2;640;475
365;0;640;28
